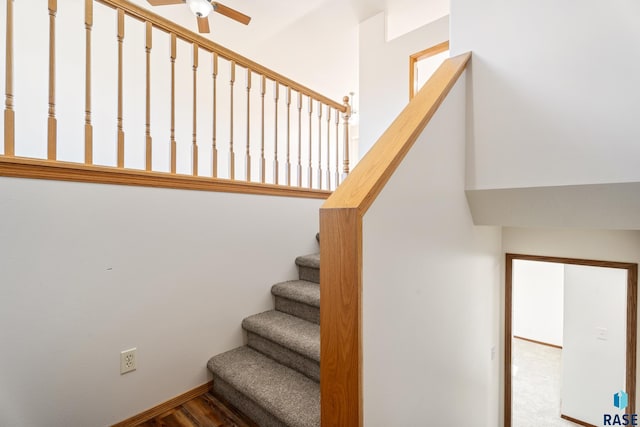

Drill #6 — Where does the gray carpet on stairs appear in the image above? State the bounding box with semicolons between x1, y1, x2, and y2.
272;280;320;324
272;280;320;308
242;311;319;362
274;296;319;325
295;254;320;284
207;247;321;426
208;346;320;427
246;332;319;381
295;254;320;269
213;375;287;427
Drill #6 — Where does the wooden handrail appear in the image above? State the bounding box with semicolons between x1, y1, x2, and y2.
97;0;346;112
324;52;470;213
319;52;471;426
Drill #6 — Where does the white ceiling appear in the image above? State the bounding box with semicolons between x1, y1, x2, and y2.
131;0;448;44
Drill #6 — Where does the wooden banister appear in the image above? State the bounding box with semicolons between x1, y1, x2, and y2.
96;0;346;113
319;52;471;426
1;0;350;197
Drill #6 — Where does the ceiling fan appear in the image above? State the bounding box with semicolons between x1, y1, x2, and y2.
147;0;251;33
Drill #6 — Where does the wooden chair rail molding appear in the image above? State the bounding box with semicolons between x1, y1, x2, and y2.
1;0;351;196
319;52;471;426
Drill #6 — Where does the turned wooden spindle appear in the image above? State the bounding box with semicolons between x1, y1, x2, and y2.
229;60;235;180
317;101;322;189
144;21;152;171
84;0;93;164
334;106;339;189
245;68;252;181
170;33;177;174
285;87;292;186
307;96;313;188
4;0;15;156
273;81;279;184
47;0;58;160
211;52;218;178
259;75;266;183
116;9;125;168
191;43;198;176
326;105;331;190
341;95;351;181
296;91;302;187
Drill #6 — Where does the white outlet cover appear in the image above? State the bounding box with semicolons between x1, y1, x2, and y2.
120;348;137;374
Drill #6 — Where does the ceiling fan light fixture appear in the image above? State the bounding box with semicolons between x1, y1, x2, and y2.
186;0;213;17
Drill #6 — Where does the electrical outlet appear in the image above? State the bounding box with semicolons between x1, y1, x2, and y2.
120;348;137;374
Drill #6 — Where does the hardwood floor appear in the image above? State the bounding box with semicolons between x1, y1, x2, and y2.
136;392;257;427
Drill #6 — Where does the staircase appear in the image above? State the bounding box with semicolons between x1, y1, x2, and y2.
207;248;321;427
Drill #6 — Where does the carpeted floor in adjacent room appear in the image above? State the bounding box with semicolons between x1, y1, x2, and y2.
512;338;579;427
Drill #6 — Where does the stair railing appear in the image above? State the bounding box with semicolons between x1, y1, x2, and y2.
319;52;471;426
1;0;350;197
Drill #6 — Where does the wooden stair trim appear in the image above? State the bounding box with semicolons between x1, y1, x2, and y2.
0;157;331;199
111;381;213;427
319;53;471;426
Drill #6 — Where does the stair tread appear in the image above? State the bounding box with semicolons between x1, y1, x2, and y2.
294;253;319;269
242;310;319;362
208;346;319;427
272;280;320;308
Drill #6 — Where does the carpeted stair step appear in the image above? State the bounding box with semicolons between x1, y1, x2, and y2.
295;253;319;284
208;346;320;427
272;280;320;324
242;310;320;381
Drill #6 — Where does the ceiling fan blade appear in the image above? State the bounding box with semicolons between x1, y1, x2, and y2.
212;2;251;25
197;16;210;33
147;0;184;5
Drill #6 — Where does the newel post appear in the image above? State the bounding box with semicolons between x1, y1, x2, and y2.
342;95;352;181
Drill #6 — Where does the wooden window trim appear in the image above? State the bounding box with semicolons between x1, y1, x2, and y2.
409;40;450;99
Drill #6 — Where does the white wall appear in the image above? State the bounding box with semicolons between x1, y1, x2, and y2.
513;260;564;346
0;177;322;427
358;12;449;157
362;74;502;426
415;49;449;94
450;0;640;189
503;227;640;422
385;0;448;41
562;264;627;425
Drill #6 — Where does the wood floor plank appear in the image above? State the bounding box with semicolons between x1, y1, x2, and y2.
182;396;228;427
202;393;258;427
156;408;197;427
133;391;256;427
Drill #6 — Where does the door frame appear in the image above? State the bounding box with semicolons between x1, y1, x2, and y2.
505;253;638;427
409;40;449;99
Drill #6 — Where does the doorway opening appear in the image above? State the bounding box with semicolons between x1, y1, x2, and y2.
505;254;638;427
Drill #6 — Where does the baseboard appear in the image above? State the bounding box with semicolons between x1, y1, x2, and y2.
111;380;213;427
514;335;562;349
560;414;597;427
